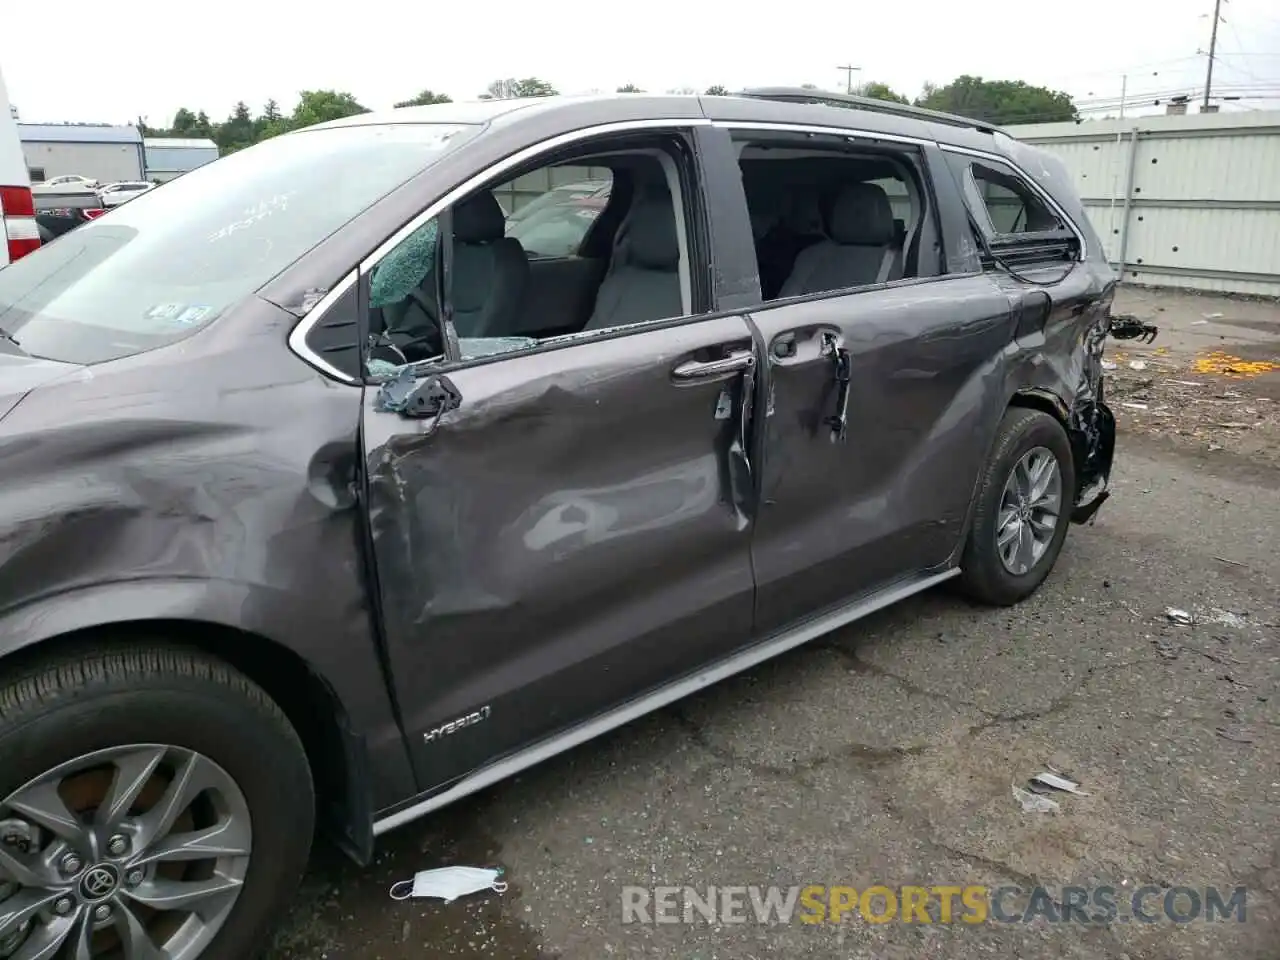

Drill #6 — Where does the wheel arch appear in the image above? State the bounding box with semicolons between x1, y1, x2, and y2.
0;593;376;866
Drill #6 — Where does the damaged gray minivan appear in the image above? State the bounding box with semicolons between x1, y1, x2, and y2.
0;89;1127;959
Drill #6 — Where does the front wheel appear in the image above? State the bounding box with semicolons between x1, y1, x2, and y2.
957;408;1077;606
0;643;315;960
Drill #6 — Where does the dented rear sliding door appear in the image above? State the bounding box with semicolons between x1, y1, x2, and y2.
745;277;1014;636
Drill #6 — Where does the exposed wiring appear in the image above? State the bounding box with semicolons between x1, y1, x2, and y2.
965;211;1077;287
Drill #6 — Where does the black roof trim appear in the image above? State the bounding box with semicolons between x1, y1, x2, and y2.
733;87;1009;137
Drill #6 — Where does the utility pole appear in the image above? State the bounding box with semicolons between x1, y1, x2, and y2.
1118;74;1128;120
1203;0;1223;108
838;65;861;95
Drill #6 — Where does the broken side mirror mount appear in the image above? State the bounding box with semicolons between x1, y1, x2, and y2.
374;366;463;421
403;374;462;420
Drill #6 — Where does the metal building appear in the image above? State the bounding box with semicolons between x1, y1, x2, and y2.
144;137;219;183
18;123;145;185
1008;110;1280;297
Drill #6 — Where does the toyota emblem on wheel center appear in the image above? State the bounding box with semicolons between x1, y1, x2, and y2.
80;865;120;901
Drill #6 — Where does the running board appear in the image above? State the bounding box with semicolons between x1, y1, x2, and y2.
371;567;959;836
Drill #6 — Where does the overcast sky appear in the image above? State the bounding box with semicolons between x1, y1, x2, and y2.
4;0;1279;126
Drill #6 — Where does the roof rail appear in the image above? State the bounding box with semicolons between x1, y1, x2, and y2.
732;87;1009;137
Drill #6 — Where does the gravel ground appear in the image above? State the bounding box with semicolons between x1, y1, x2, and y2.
267;286;1280;960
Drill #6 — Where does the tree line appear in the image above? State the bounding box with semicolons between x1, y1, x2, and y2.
139;75;1078;154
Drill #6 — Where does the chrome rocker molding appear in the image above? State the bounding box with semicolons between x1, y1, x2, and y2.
371;566;959;835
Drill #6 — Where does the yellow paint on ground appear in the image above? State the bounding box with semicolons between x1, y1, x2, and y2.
1192;351;1279;379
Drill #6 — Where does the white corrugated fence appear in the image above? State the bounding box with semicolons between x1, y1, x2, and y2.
1007;111;1280;298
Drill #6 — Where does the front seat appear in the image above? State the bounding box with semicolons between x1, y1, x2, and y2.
583;185;684;330
778;182;901;298
449;191;530;337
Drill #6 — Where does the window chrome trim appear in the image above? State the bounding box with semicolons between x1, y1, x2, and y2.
286;118;711;382
714;120;929;147
940;143;1088;259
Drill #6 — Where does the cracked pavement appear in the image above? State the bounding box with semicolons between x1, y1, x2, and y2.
267;292;1280;960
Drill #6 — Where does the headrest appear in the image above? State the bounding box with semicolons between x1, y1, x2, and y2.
454;191;506;243
826;182;896;245
748;185;786;240
626;188;680;271
784;189;823;235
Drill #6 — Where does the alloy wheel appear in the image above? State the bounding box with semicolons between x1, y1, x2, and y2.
995;445;1063;576
0;744;251;959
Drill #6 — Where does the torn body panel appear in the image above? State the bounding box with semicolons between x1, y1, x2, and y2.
991;262;1119;524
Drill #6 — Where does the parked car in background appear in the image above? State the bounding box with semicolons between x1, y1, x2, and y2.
0;65;39;268
32;174;100;191
505;177;611;258
0;90;1128;959
97;179;155;206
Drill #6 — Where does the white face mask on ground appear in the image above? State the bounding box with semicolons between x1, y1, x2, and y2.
389;866;508;902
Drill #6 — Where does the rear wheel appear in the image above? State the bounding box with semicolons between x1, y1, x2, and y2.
0;643;314;960
957;408;1076;606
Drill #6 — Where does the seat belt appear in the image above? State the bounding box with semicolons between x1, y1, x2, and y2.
875;246;897;284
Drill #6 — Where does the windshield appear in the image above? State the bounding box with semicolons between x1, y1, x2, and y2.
0;122;475;365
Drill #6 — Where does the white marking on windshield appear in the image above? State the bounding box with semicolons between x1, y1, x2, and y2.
207;192;294;242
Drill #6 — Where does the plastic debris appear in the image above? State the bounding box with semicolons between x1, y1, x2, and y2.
1121;401;1148;411
390;866;508;903
1101;359;1118;371
1030;772;1089;796
1128;360;1147;371
1204;608;1249;629
1165;607;1194;625
374;364;418;413
1013;784;1060;814
1216;726;1254;744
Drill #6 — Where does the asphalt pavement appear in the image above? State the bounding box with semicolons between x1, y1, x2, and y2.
267;290;1280;960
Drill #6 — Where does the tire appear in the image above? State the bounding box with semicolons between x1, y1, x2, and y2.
957;407;1077;606
0;643;315;960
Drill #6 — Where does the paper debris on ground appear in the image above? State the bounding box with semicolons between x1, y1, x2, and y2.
1030;772;1090;796
1013;784;1060;814
1165;607;1194;625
